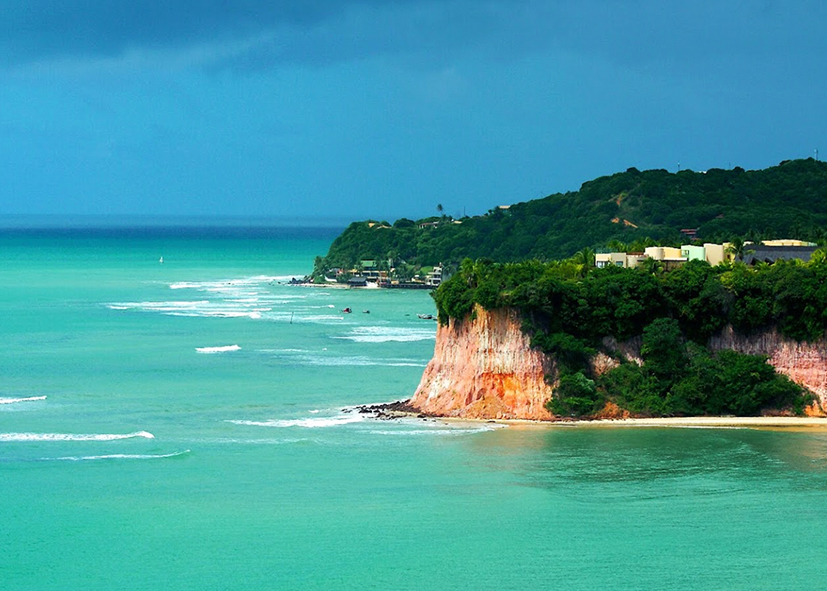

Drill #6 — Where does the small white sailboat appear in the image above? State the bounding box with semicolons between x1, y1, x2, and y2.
159;256;164;264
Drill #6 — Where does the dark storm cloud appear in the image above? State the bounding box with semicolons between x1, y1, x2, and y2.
0;0;407;66
2;0;825;72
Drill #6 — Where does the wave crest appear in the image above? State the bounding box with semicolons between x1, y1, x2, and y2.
0;396;47;405
0;431;155;442
227;415;364;429
196;345;241;354
48;450;190;461
335;326;436;343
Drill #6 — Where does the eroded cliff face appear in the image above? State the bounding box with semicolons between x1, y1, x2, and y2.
710;326;827;408
411;305;827;419
410;305;555;420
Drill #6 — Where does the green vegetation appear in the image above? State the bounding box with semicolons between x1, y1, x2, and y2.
314;159;827;277
432;257;824;418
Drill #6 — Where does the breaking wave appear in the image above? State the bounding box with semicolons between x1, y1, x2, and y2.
0;396;47;405
105;275;338;323
258;349;426;367
107;300;267;319
170;276;285;291
227;415;365;429
0;431;155;442
48;450;190;461
196;345;241;354
334;326;436;343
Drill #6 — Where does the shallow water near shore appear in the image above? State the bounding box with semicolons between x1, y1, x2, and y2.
3;225;827;590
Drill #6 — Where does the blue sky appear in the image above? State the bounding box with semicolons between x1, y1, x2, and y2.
1;0;825;221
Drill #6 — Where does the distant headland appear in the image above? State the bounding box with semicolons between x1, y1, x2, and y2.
314;159;827;422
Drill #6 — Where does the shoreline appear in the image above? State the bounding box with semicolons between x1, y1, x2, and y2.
356;401;827;430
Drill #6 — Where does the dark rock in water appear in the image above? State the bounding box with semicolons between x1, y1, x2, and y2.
351;399;424;420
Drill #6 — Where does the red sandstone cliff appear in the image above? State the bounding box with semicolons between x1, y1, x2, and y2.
410;306;827;420
410;305;555;420
709;326;827;409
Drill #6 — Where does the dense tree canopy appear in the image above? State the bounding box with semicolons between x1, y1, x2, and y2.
433;257;823;418
315;158;827;276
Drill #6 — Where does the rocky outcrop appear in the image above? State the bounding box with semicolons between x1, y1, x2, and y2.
410;305;555;420
709;326;827;407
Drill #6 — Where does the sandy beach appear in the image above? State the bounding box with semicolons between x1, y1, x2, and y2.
360;402;827;430
445;414;827;431
555;415;827;429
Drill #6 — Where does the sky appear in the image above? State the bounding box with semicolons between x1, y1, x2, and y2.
0;0;825;222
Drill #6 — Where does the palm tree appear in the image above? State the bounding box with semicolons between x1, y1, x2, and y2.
810;248;827;266
606;239;627;252
572;246;596;268
725;237;754;262
571;247;596;277
639;257;664;275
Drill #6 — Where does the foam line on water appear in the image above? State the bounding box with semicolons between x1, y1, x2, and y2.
48;450;190;461
0;396;47;405
0;431;155;442
192;437;317;445
227;415;365;428
196;345;241;354
109;275;348;324
170;276;283;290
334;326;436;343
261;350;427;367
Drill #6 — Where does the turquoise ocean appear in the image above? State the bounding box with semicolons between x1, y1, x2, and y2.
3;224;827;590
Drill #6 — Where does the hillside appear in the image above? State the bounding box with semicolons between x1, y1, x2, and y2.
314;158;827;275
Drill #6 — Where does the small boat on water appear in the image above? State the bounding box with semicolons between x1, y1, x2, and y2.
342;307;352;313
417;313;435;320
362;310;370;314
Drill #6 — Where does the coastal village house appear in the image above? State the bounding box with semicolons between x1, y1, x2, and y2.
427;265;444;287
595;240;816;269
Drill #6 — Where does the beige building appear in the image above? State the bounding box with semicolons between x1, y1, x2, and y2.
595;252;629;268
643;246;686;270
594;241;794;270
703;243;729;266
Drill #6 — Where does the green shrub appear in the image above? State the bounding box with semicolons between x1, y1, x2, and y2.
547;371;600;417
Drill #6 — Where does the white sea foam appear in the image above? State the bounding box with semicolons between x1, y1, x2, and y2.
0;396;47;405
108;300;209;313
0;431;155;442
109;273;316;322
334;326;436;343
298;355;425;367
49;450;190;461
258;349;426;367
227;415;365;428
109;299;269;320
170;275;292;292
196;345;241;354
